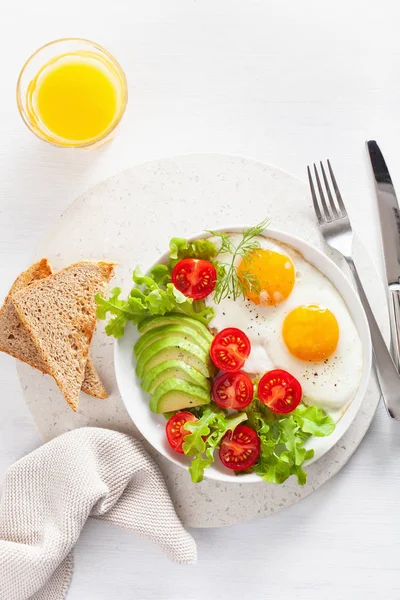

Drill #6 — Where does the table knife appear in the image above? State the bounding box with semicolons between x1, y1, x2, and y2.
367;140;400;370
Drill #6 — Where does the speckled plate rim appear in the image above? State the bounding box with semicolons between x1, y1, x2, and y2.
114;225;372;483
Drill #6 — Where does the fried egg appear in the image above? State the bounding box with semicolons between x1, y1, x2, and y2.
206;234;363;420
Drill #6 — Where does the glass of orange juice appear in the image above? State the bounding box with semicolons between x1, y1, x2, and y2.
17;38;128;148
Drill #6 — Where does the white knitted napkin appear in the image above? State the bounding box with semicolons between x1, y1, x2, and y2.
0;427;197;600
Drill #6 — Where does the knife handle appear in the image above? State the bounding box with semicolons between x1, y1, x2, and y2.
388;283;400;370
347;258;400;419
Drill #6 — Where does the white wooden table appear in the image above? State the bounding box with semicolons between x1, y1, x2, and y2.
2;1;400;598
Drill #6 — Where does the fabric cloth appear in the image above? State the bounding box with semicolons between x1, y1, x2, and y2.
0;427;196;600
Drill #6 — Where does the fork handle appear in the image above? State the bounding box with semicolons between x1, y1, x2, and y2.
347;258;400;419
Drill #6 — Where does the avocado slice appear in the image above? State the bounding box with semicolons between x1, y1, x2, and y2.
138;314;213;343
136;337;214;379
134;325;211;357
141;359;211;393
150;378;211;414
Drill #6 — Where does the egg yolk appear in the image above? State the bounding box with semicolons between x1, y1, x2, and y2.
237;249;295;306
282;305;339;361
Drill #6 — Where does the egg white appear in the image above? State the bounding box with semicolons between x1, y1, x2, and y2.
206;234;363;420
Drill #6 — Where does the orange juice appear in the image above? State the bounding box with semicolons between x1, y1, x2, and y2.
33;58;118;142
17;40;127;148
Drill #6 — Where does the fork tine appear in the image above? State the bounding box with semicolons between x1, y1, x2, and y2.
307;166;323;224
313;163;331;221
327;159;347;216
320;161;339;218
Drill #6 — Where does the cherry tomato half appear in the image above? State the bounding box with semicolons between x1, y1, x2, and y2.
210;327;251;372
166;411;198;454
257;369;302;414
212;371;254;410
171;258;217;300
219;425;260;471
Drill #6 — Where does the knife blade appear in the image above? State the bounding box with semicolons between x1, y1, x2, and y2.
367;140;400;283
367;140;400;369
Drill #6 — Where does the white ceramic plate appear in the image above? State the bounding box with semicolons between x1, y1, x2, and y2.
114;226;372;483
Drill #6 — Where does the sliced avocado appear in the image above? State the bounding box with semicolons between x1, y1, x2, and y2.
141;359;211;393
136;337;214;379
138;314;213;343
134;324;211;357
150;378;211;414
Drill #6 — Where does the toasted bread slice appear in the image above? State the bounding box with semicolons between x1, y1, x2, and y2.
12;261;115;411
0;259;51;373
82;359;108;399
0;259;108;399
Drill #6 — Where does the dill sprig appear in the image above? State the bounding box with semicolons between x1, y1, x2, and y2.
208;218;270;303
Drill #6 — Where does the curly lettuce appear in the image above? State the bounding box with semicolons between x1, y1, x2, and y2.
182;405;247;483
169;237;219;267
247;401;335;486
180;400;335;485
96;263;215;338
96;237;219;337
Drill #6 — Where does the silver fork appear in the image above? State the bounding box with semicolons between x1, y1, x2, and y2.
308;160;400;420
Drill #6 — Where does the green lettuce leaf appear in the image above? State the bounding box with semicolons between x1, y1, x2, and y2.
149;264;170;286
182;406;215;457
182;406;247;483
95;288;147;338
169;237;219;266
188;456;212;483
256;454;293;485
291;465;308;486
96;260;215;337
279;416;310;466
247;400;335;486
176;299;215;325
292;403;336;437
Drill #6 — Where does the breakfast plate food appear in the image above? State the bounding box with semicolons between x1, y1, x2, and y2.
17;154;382;525
104;221;371;484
